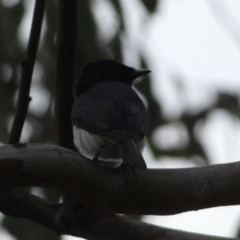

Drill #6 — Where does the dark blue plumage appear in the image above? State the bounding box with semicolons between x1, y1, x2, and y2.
72;59;150;169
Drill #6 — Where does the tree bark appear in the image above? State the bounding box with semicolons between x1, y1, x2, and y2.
9;0;45;144
0;144;240;215
55;0;77;150
0;188;236;240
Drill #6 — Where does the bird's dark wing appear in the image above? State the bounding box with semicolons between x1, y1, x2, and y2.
72;99;147;143
72;97;125;141
73;98;120;130
125;101;148;140
72;82;148;142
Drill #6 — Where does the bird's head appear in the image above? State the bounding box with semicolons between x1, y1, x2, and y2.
74;59;151;97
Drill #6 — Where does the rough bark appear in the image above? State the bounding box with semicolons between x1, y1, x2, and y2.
0;188;236;240
0;143;240;215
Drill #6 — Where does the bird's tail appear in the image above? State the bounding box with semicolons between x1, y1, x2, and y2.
118;139;147;169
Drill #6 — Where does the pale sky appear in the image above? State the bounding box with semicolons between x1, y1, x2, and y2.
139;0;240;238
89;0;240;239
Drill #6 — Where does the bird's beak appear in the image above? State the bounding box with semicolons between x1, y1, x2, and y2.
133;69;151;79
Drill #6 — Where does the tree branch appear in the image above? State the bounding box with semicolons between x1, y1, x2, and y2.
9;0;45;144
0;188;236;240
0;188;61;231
55;0;77;149
55;0;79;219
0;144;240;215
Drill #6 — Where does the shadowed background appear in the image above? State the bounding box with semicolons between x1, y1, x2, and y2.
0;0;240;239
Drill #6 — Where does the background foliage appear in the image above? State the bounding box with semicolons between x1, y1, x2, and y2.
0;0;239;239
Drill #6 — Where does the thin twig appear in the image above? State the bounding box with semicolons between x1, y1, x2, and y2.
9;0;45;144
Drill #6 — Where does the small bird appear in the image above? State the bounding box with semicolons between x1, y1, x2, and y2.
72;59;150;169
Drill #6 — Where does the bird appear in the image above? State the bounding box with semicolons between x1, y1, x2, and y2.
71;59;150;169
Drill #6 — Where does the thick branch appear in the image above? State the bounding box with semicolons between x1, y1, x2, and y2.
0;188;235;240
0;144;240;215
9;0;45;144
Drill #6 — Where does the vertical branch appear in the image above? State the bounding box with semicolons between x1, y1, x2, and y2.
55;0;78;218
9;0;45;144
55;0;77;150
